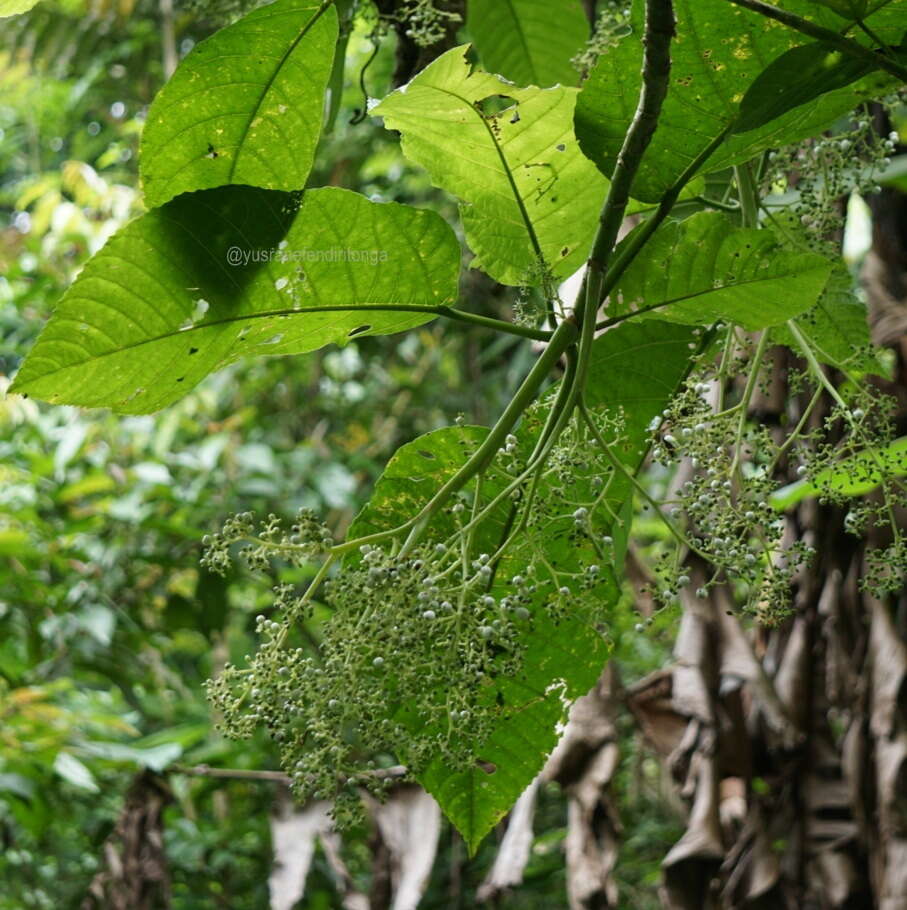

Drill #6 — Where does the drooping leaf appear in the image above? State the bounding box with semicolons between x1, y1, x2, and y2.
771;266;876;371
575;0;896;202
770;435;907;510
348;320;697;851
609;213;835;329
467;0;589;87
11;186;460;413
139;0;337;208
371;45;608;285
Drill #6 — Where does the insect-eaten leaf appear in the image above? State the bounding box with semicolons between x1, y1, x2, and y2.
610;212;835;329
372;45;608;286
140;0;337;208
11;186;460;414
575;0;897;201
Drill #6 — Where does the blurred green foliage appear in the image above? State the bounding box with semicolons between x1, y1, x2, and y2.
0;1;683;906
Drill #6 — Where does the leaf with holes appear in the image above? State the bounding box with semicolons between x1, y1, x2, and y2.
467;0;589;87
371;45;608;285
610;213;835;329
575;0;897;202
10;186;459;413
347;320;697;851
139;0;337;208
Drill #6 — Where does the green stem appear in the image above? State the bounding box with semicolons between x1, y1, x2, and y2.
572;0;677;406
331;521;417;557
716;327;736;413
578;398;708;556
695;195;741;213
475;105;547;270
768;383;823;474
593;125;736;331
399;318;580;554
734;162;760;228
498;351;582;556
324;0;355;133
729;331;769;477
786;319;848;409
437;306;551;340
274;552;335;647
855;19;894;57
725;0;907;83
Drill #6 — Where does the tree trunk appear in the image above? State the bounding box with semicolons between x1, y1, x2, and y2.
628;170;907;908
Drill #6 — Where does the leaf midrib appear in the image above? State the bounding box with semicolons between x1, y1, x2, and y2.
14;303;442;387
617;260;830;323
500;0;536;82
225;0;333;186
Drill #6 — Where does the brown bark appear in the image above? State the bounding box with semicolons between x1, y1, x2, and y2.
624;171;907;908
82;771;172;910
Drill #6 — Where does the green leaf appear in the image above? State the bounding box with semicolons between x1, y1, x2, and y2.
610;213;835;329
735;44;881;134
770;436;907;509
53;752;99;792
139;0;337;208
0;0;40;16
575;0;896;202
11;186;460;414
771;266;875;371
467;0;589;87
809;0;870;18
371;45;608;285
348;320;697;851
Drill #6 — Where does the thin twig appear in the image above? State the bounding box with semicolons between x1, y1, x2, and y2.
174;763;408;784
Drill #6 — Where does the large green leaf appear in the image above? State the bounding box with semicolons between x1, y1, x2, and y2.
139;0;337;208
575;0;895;202
467;0;589;87
610;213;835;329
11;186;459;413
371;45;608;285
771;265;875;371
348;320;697;851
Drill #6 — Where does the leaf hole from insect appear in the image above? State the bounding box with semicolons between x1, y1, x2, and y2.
348;324;371;336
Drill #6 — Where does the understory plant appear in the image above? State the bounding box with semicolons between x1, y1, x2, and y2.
9;0;907;851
